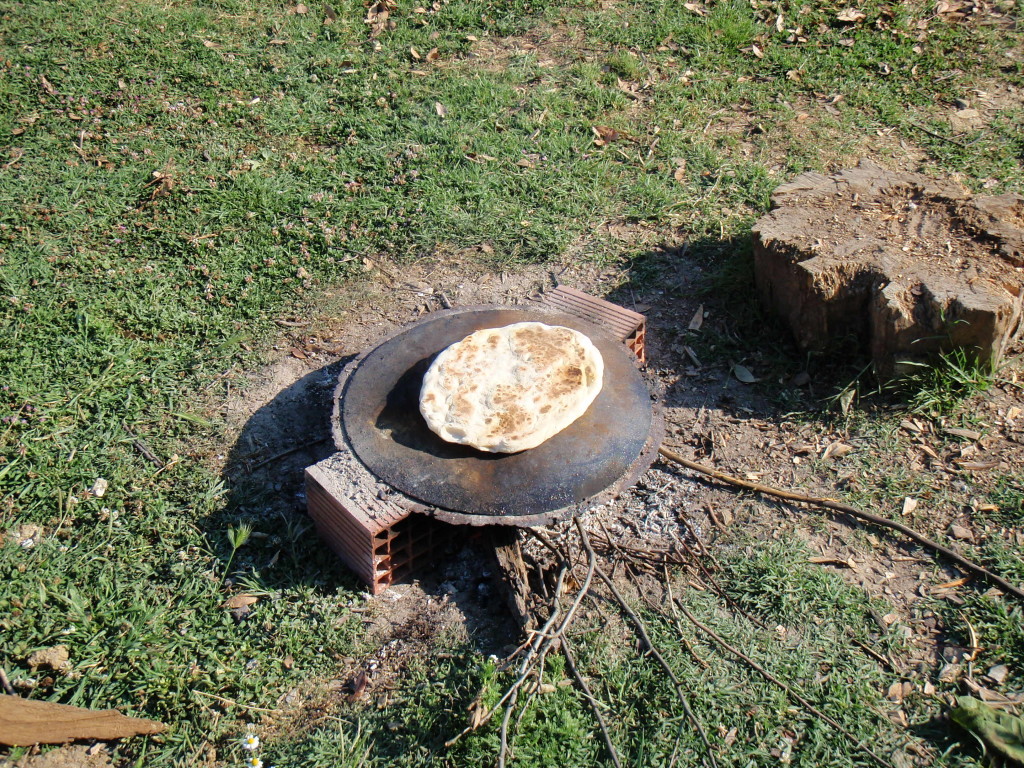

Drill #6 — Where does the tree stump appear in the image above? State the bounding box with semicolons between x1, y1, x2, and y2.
752;160;1024;378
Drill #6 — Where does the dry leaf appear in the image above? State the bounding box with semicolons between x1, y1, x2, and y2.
434;101;447;117
808;556;853;567
290;347;308;359
673;160;687;183
750;43;764;58
901;497;918;516
324;4;338;20
821;441;854;460
592;125;621;144
409;47;421;60
683;2;706;15
838;388;855;415
346;670;368;702
0;696;166;746
732;364;757;384
466;695;488;729
40;75;56;95
425;47;440;62
934;575;972;590
224;594;259;610
957;460;998;471
203;39;220;48
887;681;905;703
294;3;308;14
837;8;867;22
148;171;175;199
515;158;535;168
688;304;704;331
365;0;394;38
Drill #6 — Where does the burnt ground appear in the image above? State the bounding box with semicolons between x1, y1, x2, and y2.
210;219;1024;744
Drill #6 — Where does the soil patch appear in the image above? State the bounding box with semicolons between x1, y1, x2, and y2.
0;745;113;768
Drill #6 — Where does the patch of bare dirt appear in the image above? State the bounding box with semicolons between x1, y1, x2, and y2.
457;22;585;72
0;745;113;768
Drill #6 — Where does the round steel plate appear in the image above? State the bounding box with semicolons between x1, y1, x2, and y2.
334;306;655;523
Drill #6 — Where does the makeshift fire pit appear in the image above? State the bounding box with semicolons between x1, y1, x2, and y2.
306;288;660;592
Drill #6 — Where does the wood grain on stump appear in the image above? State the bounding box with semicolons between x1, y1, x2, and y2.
752;160;1024;377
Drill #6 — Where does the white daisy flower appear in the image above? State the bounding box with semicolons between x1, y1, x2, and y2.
241;734;260;751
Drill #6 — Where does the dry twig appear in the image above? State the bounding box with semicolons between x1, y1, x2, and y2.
673;600;896;768
446;566;570;749
192;690;283;714
576;522;719;768
658;446;1024;603
0;668;15;696
561;634;622;768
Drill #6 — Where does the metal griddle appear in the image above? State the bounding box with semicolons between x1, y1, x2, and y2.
332;305;660;526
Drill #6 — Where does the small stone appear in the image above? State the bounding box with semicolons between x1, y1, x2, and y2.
90;478;109;498
886;681;905;702
986;664;1010;684
949;524;974;541
27;645;71;673
941;645;968;663
938;663;961;683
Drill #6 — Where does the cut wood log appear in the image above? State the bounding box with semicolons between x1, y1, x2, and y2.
487;526;536;632
0;695;166;746
753;160;1024;378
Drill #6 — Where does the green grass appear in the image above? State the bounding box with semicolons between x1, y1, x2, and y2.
897;349;997;416
271;540;920;767
1;0;1022;764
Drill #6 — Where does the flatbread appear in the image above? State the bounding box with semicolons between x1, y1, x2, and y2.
419;322;604;453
